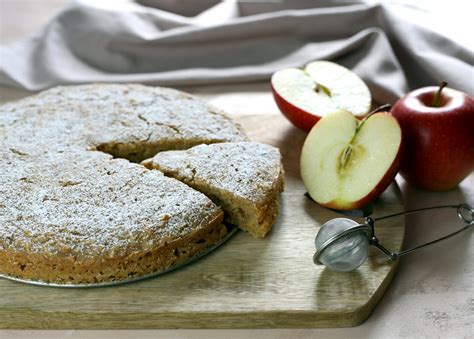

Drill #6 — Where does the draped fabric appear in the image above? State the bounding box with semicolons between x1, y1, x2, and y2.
1;0;472;103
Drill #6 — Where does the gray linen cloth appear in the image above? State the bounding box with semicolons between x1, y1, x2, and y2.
1;0;473;103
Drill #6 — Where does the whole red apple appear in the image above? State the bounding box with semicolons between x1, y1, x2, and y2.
391;82;474;190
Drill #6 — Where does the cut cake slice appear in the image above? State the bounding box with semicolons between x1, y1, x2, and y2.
142;142;284;238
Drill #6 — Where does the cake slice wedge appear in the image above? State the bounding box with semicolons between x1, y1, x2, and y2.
142;142;284;238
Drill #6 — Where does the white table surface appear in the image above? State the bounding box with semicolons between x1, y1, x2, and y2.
0;1;473;338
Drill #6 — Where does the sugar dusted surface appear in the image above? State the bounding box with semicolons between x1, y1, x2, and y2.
0;84;247;260
148;142;283;204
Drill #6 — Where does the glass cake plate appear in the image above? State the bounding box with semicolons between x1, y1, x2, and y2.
0;225;238;288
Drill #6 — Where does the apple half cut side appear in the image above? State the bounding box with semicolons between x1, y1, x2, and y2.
271;61;371;132
300;109;402;210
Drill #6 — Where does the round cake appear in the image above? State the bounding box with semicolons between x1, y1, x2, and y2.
0;84;248;284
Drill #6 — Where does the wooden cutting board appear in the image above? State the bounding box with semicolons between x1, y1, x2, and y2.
0;114;405;329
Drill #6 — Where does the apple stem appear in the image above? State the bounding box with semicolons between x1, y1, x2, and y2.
432;81;448;107
356;104;392;132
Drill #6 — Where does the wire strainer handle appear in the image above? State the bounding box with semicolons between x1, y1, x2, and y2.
366;203;473;261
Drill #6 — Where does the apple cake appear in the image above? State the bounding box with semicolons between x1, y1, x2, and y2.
0;83;271;285
142;142;285;238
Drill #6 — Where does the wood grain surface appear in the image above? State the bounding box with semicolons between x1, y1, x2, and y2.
0;113;405;329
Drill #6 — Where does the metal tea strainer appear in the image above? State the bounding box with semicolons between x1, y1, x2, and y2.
313;204;474;272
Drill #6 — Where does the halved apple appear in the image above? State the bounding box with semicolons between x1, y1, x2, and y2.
271;61;371;132
300;109;402;210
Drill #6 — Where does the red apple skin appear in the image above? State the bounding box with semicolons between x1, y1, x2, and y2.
322;140;402;210
271;84;320;132
391;86;474;191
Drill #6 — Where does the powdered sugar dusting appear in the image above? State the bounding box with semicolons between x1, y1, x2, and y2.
149;142;283;204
